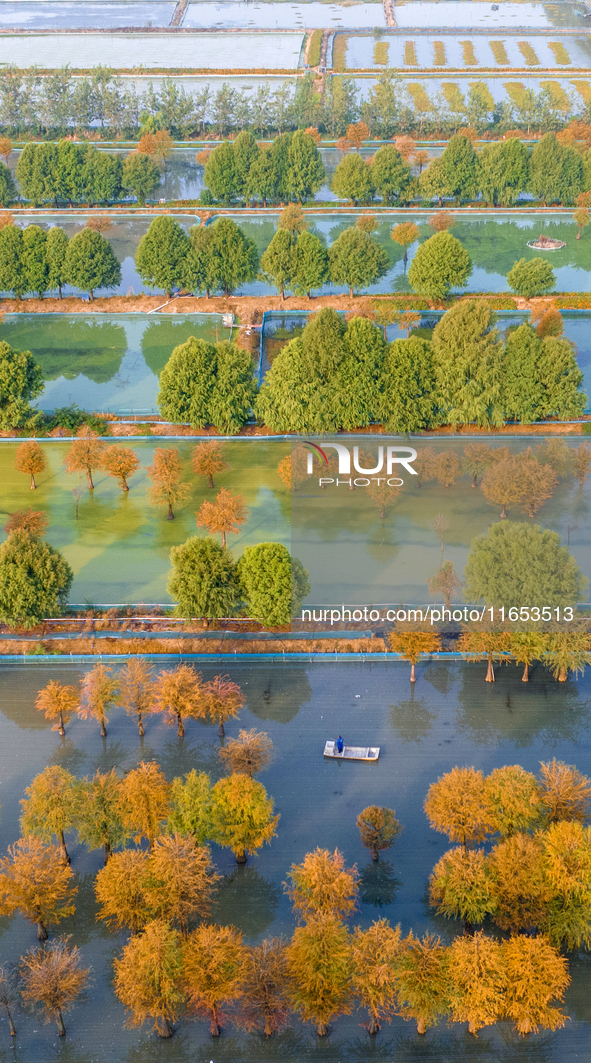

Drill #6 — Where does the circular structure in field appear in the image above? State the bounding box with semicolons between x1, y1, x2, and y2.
527;234;566;250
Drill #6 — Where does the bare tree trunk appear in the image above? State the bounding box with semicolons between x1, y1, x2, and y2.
367;1010;380;1035
222;530;227;546
59;711;65;736
372;847;379;861
100;716;107;737
210;1005;221;1036
55;1007;66;1037
316;1021;329;1036
60;831;70;865
236;849;247;864
30;473;36;489
218;717;225;737
167;502;174;520
37;922;48;941
177;713;185;738
485;657;495;682
157;1016;173;1037
138;712;145;737
522;662;529;682
417;1017;427;1034
87;470;94;490
4;1003;15;1036
104;841;111;864
410;661;416;683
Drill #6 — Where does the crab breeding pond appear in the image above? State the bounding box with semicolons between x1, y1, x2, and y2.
0;656;591;1061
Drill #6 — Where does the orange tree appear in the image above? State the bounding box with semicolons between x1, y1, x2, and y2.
147;447;190;520
14;440;46;489
387;627;442;682
191;441;229;489
64;426;106;491
101;445;140;492
458;629;511;683
196;487;248;547
35;679;79;736
209;774;279;864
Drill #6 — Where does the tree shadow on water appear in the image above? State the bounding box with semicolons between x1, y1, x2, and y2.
156;739;222;783
47;739;88;776
210;866;280;938
125;1031;194;1063
244;669;312;724
389;688;436;744
359;859;400;908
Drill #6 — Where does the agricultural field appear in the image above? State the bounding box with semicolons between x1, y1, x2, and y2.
344;32;591;69
0;1;176;28
0;30;306;69
392;0;591;29
184;0;387;30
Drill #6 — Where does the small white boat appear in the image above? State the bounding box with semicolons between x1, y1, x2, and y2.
324;740;380;762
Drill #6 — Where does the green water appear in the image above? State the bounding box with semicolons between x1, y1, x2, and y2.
0;436;590;608
0;314;231;414
0;657;590;1061
0;440;290;604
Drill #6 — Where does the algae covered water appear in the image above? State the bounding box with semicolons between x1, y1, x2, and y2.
0;657;590;1060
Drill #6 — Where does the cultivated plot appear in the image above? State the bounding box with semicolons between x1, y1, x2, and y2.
0;1;175;28
344;32;591;68
185;0;387;30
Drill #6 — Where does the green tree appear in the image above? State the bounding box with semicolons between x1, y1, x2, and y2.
286;130;325;202
209;342;256;435
114;920;184;1038
529;132;583;205
503;323;585;421
328;227;389;297
45;227;69;298
122;152;160;205
64;228;121;300
167;770;212;844
381;336;437;433
0;225;25;298
507;257;555;299
419;157;449;206
0;161;15;207
479;139;529;206
0;531;72;629
74;769;129;864
237;542;309;626
209;774;279;863
233;131;259;200
259;229;293;299
371;144;412;204
204;142;236;202
168;536;240;620
440;135;479;202
330;153;374;205
431;300;503;427
157;335;215;426
20;766;77;865
207;218;258;296
391;221;420;267
292;230;328;297
286;915;352;1036
22;225;48;298
246;146;277;206
464;521;587;609
408;231;472;302
0;341;43;430
135;216;191;297
185;225;216;296
85;149;122;205
269;132;293;201
335;315;385;429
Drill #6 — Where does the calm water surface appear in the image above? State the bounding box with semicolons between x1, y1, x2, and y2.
0;658;590;1060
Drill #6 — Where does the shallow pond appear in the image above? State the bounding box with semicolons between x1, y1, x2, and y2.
0;1;176;28
0;657;590;1060
0;434;590;607
0;311;232;414
184;0;387;29
393;0;590;29
0;30;306;69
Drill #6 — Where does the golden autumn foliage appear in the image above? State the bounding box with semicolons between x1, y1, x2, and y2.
0;964;16;1036
191;441;229;489
117;761;171;851
35;679;79;736
356;806;402;861
484;764;541;836
167;770;212;845
20;765;77;864
538;758;591;823
236;938;289;1037
203;673;243;736
14;440;46;490
387;628;442;682
154;664;205;737
446;931;506;1035
209;774;279;863
74;769;129;864
114;920;185;1038
573;443;591;487
64;426;106;491
77;663;118;736
218;728;273;777
543;632;590;683
509;632;548;683
501;935;569;1035
143;834;220;933
101;445;140;492
20;937;89;1037
116;657;155;736
351;919;403;1034
286;848;359;921
196;487;248;547
424;766;495;847
429;847;495;928
394;932;448;1035
489;832;550;933
276;446;308;491
285;915;352;1036
4;509;47;536
0;837;76;940
462;442;494;488
183;923;247;1035
458;629;511;682
147;447;191;520
95;849;150;933
480;454;557;519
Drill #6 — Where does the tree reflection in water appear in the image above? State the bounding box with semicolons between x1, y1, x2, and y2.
210;865;280;937
359;859;400;908
389;688;436;743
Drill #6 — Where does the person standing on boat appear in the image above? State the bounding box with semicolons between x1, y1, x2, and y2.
336;736;344;754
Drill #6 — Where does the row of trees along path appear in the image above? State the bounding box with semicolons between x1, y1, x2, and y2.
0;754;579;1041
